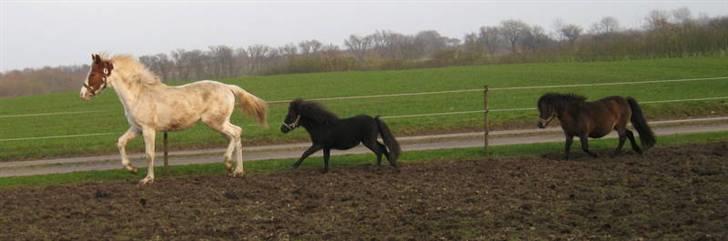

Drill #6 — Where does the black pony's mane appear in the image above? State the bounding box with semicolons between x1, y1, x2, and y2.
538;93;587;105
290;98;339;124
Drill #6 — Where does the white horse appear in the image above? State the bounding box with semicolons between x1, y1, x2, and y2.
80;54;268;185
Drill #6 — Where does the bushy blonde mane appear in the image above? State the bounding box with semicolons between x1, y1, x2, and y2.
102;54;162;86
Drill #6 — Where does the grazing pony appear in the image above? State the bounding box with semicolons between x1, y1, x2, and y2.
536;93;655;160
280;99;401;172
80;54;268;184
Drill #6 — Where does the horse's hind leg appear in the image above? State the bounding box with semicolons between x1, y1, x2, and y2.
205;119;242;175
118;127;141;173
611;128;627;157
139;128;157;185
223;122;244;177
625;130;643;154
579;135;598;158
362;139;385;166
322;148;331;173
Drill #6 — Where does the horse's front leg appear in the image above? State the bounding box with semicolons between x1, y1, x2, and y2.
291;145;322;169
563;134;573;160
139;128;156;185
118;127;141;173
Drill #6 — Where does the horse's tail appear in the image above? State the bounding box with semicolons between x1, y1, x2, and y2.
375;116;401;164
227;84;268;128
627;97;655;150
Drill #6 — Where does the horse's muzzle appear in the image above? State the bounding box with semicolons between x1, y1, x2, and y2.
280;125;291;133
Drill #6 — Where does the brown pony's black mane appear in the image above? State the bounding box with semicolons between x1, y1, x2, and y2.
538;93;587;106
291;98;339;124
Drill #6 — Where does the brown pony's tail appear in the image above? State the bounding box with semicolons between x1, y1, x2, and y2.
228;84;268;128
627;97;655;150
375;116;401;164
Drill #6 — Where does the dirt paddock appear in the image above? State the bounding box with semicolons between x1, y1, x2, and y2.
1;143;727;240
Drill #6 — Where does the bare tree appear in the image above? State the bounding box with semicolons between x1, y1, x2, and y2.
645;10;671;30
299;40;323;55
413;30;449;58
344;35;373;62
591;16;620;34
208;45;234;78
279;43;298;57
558;24;583;46
478;26;501;55
246;44;274;74
521;26;552;52
672;7;693;24
499;20;531;53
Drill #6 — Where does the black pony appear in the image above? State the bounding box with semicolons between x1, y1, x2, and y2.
280;99;401;172
537;93;656;159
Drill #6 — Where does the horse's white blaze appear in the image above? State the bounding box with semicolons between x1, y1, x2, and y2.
82;54;267;184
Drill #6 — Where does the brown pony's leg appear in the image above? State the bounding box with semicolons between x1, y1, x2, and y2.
564;134;574;160
625;130;643;154
579;135;598;158
612;128;627;157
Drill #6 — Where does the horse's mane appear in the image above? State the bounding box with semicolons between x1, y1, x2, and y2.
102;54;163;86
291;98;339;124
538;93;587;105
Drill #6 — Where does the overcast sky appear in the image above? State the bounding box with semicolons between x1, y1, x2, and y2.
1;0;726;72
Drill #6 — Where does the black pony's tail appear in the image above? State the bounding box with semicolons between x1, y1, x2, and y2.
627;97;656;150
375;116;401;164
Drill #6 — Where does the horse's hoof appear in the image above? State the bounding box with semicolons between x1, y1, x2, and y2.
231;170;245;177
126;166;138;174
138;177;154;186
224;161;234;173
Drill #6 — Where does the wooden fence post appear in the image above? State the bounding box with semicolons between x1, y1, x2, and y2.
163;132;169;168
483;85;489;152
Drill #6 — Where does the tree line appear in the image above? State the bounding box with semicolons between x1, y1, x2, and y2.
2;7;727;97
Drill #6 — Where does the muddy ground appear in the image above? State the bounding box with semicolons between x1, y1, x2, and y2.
1;143;727;241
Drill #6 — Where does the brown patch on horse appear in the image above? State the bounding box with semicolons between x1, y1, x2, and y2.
86;54;114;93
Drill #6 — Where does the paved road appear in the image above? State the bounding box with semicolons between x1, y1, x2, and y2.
1;117;727;177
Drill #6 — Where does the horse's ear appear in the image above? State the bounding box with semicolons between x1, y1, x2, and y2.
92;54;101;64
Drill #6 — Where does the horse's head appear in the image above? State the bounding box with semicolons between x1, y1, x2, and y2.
536;94;557;128
80;54;114;100
280;99;303;133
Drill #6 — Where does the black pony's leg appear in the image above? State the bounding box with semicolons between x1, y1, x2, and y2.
564;134;574;160
579;135;598;158
322;148;331;173
612;129;627;157
362;139;385;166
625;130;643;154
379;142;398;168
292;145;322;169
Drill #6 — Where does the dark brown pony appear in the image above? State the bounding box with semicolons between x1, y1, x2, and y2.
537;93;656;159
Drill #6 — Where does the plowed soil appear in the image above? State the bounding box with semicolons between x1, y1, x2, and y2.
1;143;727;241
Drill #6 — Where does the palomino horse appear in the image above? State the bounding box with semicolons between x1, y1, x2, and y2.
81;54;268;184
536;93;655;160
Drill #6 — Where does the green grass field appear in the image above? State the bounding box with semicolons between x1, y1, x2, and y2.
2;56;728;161
2;131;727;188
